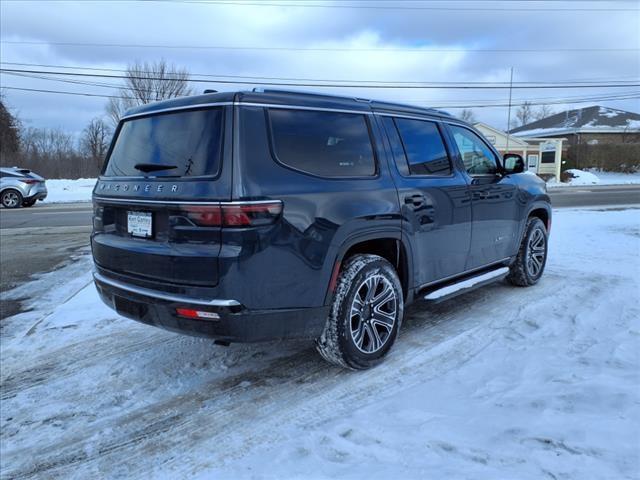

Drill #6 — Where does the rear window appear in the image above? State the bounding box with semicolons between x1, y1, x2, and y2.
269;109;375;177
104;108;223;177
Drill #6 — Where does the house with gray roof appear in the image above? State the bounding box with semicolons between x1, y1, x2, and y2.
510;105;640;141
509;106;640;172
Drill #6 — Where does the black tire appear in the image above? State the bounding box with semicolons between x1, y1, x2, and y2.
1;189;23;209
507;217;548;287
22;199;37;207
316;254;404;370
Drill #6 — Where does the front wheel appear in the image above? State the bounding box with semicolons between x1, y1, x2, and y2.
1;189;23;208
316;254;404;370
507;217;548;287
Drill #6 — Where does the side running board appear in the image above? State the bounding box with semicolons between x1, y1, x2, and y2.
423;267;509;303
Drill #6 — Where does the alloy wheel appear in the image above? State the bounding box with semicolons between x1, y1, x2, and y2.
526;227;546;278
2;191;20;208
349;274;397;354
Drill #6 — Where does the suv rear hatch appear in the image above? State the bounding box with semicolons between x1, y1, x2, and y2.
92;106;231;288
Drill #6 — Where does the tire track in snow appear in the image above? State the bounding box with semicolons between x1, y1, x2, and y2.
1;329;184;401
2;277;583;480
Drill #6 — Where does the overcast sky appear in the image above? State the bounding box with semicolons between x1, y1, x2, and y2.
1;0;638;138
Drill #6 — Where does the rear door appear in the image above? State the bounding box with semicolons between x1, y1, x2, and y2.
443;123;521;269
378;114;472;288
92;106;232;287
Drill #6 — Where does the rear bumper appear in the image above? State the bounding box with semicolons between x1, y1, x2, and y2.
93;271;329;342
25;184;47;201
25;191;47;201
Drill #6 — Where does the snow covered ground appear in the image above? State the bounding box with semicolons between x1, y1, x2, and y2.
548;169;640;188
41;178;96;203
1;207;639;479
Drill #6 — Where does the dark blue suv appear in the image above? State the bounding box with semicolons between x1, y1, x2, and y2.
92;89;551;369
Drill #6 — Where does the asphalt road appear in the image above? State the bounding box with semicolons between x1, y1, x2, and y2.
0;204;93;317
549;184;640;208
0;202;93;229
0;184;639;231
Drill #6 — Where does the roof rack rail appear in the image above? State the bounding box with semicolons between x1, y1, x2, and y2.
252;88;370;102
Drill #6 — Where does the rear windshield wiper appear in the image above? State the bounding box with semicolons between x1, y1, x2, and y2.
134;163;178;173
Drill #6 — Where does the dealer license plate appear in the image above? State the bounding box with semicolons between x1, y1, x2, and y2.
127;211;153;238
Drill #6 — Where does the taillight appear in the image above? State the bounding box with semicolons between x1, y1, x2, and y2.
182;201;282;227
182;205;223;226
20;179;39;185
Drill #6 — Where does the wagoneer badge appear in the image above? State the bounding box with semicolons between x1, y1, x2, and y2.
99;182;179;193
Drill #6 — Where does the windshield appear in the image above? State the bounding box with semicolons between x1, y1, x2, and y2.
103;108;223;177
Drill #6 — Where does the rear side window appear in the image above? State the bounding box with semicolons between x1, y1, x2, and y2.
104;108;223;178
269;109;375;177
393;118;451;176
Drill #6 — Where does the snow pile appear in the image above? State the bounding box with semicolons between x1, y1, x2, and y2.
42;178;96;203
548;169;640;187
562;169;601;185
1;208;639;479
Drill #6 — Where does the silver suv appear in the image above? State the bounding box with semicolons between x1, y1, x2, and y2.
0;167;48;208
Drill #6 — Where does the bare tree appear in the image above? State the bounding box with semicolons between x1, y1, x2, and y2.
20;127;80;178
0;97;22;167
458;109;477;124
534;104;554;121
514;101;534;127
80;117;111;166
107;60;193;126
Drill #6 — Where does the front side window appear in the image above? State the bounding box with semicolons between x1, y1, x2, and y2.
104;108;223;177
394;118;451;176
269;109;375;177
449;125;498;175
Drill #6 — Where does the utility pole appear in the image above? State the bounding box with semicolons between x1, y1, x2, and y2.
505;66;514;153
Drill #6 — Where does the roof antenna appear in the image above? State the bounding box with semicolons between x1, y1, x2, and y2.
203;89;218;94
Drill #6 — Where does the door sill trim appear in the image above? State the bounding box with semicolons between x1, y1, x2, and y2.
417;257;511;291
423;267;509;302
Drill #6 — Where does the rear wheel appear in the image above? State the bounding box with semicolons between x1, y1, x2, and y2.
1;189;23;209
507;217;548;287
316;254;403;370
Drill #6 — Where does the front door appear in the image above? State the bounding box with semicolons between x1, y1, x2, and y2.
445;124;521;269
378;115;472;288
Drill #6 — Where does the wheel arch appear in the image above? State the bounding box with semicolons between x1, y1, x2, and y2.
325;231;413;305
527;202;552;232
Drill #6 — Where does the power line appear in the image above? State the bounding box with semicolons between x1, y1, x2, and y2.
2;85;638;110
7;69;639;104
2;61;638;85
5;70;639;106
1;40;637;53
2;0;638;11
1;86;125;99
3;68;640;89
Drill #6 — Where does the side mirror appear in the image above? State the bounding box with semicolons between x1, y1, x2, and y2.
503;153;525;174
